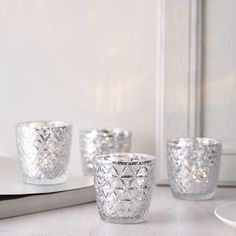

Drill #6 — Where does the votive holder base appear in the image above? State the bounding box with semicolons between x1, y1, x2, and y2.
22;175;67;185
170;189;216;201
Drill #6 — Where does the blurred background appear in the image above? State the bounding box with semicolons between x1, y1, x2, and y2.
1;0;236;182
0;0;156;175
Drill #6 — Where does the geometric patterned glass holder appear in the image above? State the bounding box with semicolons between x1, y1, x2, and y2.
16;121;72;185
80;128;131;176
93;153;155;224
167;137;222;201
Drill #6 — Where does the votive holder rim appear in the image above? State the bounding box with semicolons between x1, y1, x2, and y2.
80;127;131;138
167;137;222;148
16;120;72;129
94;153;156;165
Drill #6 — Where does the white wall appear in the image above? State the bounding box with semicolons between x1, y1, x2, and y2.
0;0;156;175
203;0;236;142
203;0;236;183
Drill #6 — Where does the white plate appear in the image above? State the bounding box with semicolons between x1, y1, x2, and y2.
215;202;236;228
0;156;93;195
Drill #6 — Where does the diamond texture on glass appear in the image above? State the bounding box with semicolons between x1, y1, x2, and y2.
80;129;131;175
94;153;155;223
16;121;72;185
167;138;222;200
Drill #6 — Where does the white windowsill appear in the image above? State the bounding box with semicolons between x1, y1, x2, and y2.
0;186;235;235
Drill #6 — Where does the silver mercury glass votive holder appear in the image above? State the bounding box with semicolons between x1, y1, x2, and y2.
93;153;155;224
80;128;131;176
167;138;222;200
16;121;72;185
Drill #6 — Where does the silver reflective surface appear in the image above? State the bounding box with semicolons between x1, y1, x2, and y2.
80;128;131;175
16;121;72;185
94;153;155;224
167;138;222;200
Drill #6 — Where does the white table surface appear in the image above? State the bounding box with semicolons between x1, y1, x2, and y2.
0;186;235;236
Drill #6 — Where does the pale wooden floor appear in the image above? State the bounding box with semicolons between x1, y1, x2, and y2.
0;186;235;236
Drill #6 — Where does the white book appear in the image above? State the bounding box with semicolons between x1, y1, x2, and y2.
0;157;95;219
